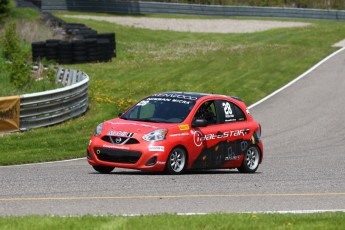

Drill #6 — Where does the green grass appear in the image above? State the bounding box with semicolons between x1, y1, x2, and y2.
0;212;345;229
1;12;345;165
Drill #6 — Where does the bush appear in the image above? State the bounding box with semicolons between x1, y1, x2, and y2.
6;53;32;89
1;22;20;61
1;22;32;89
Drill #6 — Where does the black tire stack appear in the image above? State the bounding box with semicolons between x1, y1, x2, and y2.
72;40;87;64
31;41;46;61
63;23;97;40
86;33;116;62
45;39;59;61
32;13;116;64
58;41;73;64
85;39;98;63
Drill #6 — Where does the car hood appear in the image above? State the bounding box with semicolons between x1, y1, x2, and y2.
103;118;178;136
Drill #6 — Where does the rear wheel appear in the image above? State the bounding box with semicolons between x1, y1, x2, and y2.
92;165;115;174
166;147;187;174
238;145;260;173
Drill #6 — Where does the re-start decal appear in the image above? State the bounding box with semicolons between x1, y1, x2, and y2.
193;130;246;147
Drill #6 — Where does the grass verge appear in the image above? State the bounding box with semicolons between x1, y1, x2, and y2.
1;12;345;165
0;212;345;229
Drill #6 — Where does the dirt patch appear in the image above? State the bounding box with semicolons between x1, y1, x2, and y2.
64;15;311;33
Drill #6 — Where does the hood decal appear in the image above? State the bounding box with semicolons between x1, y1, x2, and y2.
109;122;158;129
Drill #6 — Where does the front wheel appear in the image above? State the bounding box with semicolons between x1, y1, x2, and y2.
166;147;187;174
92;165;115;174
238;145;260;173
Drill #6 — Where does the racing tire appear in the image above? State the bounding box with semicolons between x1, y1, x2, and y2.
237;145;260;173
92;165;115;174
166;147;187;174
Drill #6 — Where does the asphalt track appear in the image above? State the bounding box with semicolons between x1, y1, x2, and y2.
1;48;345;216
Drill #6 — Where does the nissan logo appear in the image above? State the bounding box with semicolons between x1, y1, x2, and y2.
115;137;122;144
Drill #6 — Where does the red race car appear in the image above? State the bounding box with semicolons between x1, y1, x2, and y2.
87;92;263;174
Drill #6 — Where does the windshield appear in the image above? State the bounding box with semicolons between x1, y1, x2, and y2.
121;96;196;123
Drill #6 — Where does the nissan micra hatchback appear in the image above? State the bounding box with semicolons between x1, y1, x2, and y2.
87;92;263;174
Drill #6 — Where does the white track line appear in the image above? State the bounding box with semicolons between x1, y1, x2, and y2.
0;157;85;167
258;209;345;214
66;209;345;217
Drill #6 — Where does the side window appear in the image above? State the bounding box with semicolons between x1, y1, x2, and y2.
194;101;217;125
234;104;246;121
219;100;246;123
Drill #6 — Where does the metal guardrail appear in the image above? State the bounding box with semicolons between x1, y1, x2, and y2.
41;0;345;21
19;68;89;131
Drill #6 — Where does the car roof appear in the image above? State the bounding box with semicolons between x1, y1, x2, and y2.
151;91;243;102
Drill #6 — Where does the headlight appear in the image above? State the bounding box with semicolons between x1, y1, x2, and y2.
94;123;103;136
142;129;168;142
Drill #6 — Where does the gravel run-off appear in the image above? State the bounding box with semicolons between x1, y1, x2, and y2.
64;15;311;33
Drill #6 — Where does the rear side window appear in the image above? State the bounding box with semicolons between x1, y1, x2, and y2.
234;104;246;121
219;100;246;123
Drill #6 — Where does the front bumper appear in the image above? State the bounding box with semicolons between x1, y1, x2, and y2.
87;136;168;171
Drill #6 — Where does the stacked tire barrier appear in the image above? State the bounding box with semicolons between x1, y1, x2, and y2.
32;33;116;64
32;13;116;64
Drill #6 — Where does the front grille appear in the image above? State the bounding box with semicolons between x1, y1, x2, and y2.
101;136;139;145
94;147;141;164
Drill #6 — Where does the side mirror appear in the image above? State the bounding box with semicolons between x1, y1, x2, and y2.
192;119;208;127
118;112;123;117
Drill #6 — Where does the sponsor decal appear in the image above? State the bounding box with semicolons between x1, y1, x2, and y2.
102;144;129;150
109;122;158;129
193;130;203;147
147;97;172;102
170;133;189;137
193;129;247;147
223;102;236;122
179;124;190;131
149;146;165;152
222;102;235;120
241;141;248;151
223;102;232;116
156;161;166;165
137;100;149;106
225;146;239;161
117;131;131;137
107;130;133;137
153;93;198;100
146;97;191;104
0;96;20;132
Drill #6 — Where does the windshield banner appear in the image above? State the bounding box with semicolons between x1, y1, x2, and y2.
0;96;20;132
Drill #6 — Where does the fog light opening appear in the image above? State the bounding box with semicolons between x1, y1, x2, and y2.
145;156;157;166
